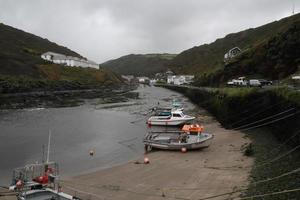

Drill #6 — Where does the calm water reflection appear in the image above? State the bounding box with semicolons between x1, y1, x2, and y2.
0;86;195;185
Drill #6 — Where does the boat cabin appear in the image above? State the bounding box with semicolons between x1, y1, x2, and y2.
182;124;203;135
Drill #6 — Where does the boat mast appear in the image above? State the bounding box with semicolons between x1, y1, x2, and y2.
42;144;45;163
292;0;295;15
46;130;51;163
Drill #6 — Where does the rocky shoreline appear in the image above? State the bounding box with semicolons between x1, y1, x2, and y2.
0;84;138;109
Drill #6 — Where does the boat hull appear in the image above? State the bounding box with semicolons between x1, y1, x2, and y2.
144;133;213;151
147;116;195;126
17;188;76;200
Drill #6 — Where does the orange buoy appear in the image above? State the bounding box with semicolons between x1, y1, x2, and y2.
144;157;150;164
181;147;187;153
89;150;95;156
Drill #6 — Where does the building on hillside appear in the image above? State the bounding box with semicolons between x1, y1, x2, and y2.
121;75;135;82
41;52;98;69
165;70;174;76
167;75;194;85
137;76;150;83
292;75;300;80
154;70;175;83
224;47;242;63
149;79;157;85
184;75;195;84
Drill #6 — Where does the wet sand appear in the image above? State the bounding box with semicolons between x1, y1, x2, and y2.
62;110;253;200
0;188;15;200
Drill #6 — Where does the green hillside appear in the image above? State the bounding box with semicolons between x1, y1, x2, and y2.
100;53;177;77
0;23;123;92
169;13;300;83
0;23;84;77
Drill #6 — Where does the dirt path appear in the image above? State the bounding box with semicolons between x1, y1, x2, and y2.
62;109;253;200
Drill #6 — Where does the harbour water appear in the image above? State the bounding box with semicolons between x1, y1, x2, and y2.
0;86;196;185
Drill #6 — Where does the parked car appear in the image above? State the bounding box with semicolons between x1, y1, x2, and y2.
227;77;248;87
259;79;272;86
249;79;261;87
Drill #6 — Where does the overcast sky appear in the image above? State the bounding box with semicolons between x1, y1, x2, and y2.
0;0;297;63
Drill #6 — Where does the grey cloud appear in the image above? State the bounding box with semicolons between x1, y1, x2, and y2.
0;0;297;63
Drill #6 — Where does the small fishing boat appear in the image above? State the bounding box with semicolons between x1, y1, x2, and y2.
9;162;80;200
171;99;184;110
147;108;195;126
143;124;213;151
9;132;80;200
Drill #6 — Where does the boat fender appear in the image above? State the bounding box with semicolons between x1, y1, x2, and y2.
144;157;150;164
181;147;187;153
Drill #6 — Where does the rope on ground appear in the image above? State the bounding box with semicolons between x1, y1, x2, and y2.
253;143;300;169
269;129;300;155
229;96;276;121
230;101;285;127
233;107;295;130
232;188;300;200
238;110;300;132
248;167;300;186
201;128;300;170
175;166;300;200
63;182;190;200
61;164;300;200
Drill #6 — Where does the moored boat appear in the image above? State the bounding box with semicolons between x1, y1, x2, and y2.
9;162;80;200
147;109;195;126
171;99;184;110
143;124;213;151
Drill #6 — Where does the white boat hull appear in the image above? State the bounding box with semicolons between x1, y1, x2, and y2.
147;116;195;126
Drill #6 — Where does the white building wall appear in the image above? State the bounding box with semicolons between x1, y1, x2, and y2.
167;75;174;84
41;52;99;69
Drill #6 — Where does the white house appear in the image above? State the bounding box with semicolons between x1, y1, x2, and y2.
167;75;194;85
292;75;300;80
137;76;150;83
224;47;242;62
41;52;99;69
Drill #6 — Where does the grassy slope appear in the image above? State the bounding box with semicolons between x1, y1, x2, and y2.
170;13;300;79
163;84;300;199
0;23;82;77
195;19;300;86
100;53;177;77
0;23;122;92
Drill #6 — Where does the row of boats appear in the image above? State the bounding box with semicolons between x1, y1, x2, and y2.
7;100;213;200
143;99;214;151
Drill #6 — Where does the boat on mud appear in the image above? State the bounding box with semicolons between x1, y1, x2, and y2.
143;124;213;151
171;99;184;110
147;108;195;126
9;162;79;200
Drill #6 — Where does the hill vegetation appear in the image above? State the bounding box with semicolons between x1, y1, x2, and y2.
169;13;300;86
0;23;123;93
100;53;177;77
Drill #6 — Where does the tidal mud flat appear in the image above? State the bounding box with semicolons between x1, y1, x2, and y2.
0;86;254;200
62;108;253;200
